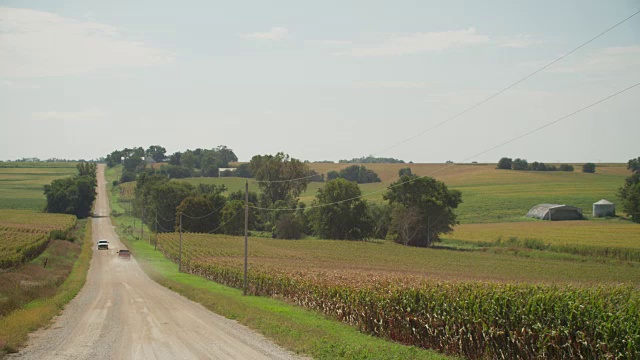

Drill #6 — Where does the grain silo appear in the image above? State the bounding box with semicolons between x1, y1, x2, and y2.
593;199;615;217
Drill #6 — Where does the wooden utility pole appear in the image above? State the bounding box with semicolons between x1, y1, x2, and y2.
154;211;158;250
179;213;183;272
243;180;248;296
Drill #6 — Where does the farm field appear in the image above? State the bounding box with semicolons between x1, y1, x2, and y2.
0;162;77;210
447;220;640;250
176;162;629;223
156;232;640;359
0;209;76;268
107;163;640;358
158;233;640;286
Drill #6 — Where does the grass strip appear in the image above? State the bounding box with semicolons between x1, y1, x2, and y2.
0;219;92;356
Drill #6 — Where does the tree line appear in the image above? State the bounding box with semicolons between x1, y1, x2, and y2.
497;157;596;173
619;156;640;223
125;151;460;247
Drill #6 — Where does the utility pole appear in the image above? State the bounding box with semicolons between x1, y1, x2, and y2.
243;180;248;296
179;213;183;272
154;211;158;250
141;207;145;242
133;204;136;236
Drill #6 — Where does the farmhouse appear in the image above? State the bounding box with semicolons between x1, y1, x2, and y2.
526;204;583;221
593;199;615;217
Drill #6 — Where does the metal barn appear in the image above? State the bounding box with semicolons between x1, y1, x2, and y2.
526;204;583;221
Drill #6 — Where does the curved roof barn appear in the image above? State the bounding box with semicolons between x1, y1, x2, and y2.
526;204;583;221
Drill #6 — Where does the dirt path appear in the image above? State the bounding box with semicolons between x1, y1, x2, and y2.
11;164;302;360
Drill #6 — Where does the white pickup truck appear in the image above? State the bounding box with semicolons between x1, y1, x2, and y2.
97;239;109;250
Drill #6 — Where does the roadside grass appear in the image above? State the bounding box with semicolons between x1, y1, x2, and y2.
113;216;452;360
0;165;77;211
0;219;92;356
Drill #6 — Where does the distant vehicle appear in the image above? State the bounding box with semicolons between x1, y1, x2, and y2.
118;249;131;260
97;240;109;250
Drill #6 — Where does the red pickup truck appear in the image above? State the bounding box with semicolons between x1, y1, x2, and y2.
118;249;131;260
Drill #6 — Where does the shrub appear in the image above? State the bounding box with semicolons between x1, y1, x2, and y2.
582;163;596;173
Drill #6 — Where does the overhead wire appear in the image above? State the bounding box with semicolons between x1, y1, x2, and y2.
207;208;244;234
179;201;228;220
246;9;640;185
371;9;640;157
248;81;640;212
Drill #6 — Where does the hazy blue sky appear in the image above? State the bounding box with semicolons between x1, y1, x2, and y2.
1;1;638;163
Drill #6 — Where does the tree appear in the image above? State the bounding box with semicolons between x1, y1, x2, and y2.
512;158;528;171
398;167;412;177
627;157;640;173
558;164;574;172
618;157;640;223
497;157;512;170
308;178;373;240
582;163;596;173
339;165;381;183
215;145;238;168
221;200;255;235
274;213;304;239
384;175;462;247
76;162;97;178
250;152;311;207
368;202;392;239
175;195;226;233
44;175;96;218
235;163;253;178
180;151;196;169
146;145;167;162
148;181;196;232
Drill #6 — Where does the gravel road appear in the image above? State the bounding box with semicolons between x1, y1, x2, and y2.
11;164;303;360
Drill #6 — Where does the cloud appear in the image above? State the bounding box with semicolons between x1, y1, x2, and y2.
0;7;173;78
352;81;431;89
32;109;106;121
551;45;640;74
1;80;40;89
317;40;352;46
496;34;541;48
241;26;288;40
337;28;490;57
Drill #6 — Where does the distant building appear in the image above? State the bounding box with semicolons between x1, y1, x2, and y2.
526;204;583;221
218;167;237;177
593;199;615;218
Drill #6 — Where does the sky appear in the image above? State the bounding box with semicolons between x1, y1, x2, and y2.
0;0;639;163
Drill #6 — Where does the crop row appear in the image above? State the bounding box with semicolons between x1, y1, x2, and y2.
158;233;640;359
0;210;76;268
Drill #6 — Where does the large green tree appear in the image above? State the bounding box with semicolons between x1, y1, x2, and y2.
250;152;311;207
146;145;167;162
618;157;640;223
44;176;96;218
384;175;462;247
308;178;373;240
175;195;226;233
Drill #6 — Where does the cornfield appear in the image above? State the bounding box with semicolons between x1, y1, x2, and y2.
0;210;76;268
157;232;640;359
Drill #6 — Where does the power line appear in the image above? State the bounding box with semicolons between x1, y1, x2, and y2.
249;9;640;185
248;81;640;212
179;202;228;220
371;9;640;157
207;209;243;234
